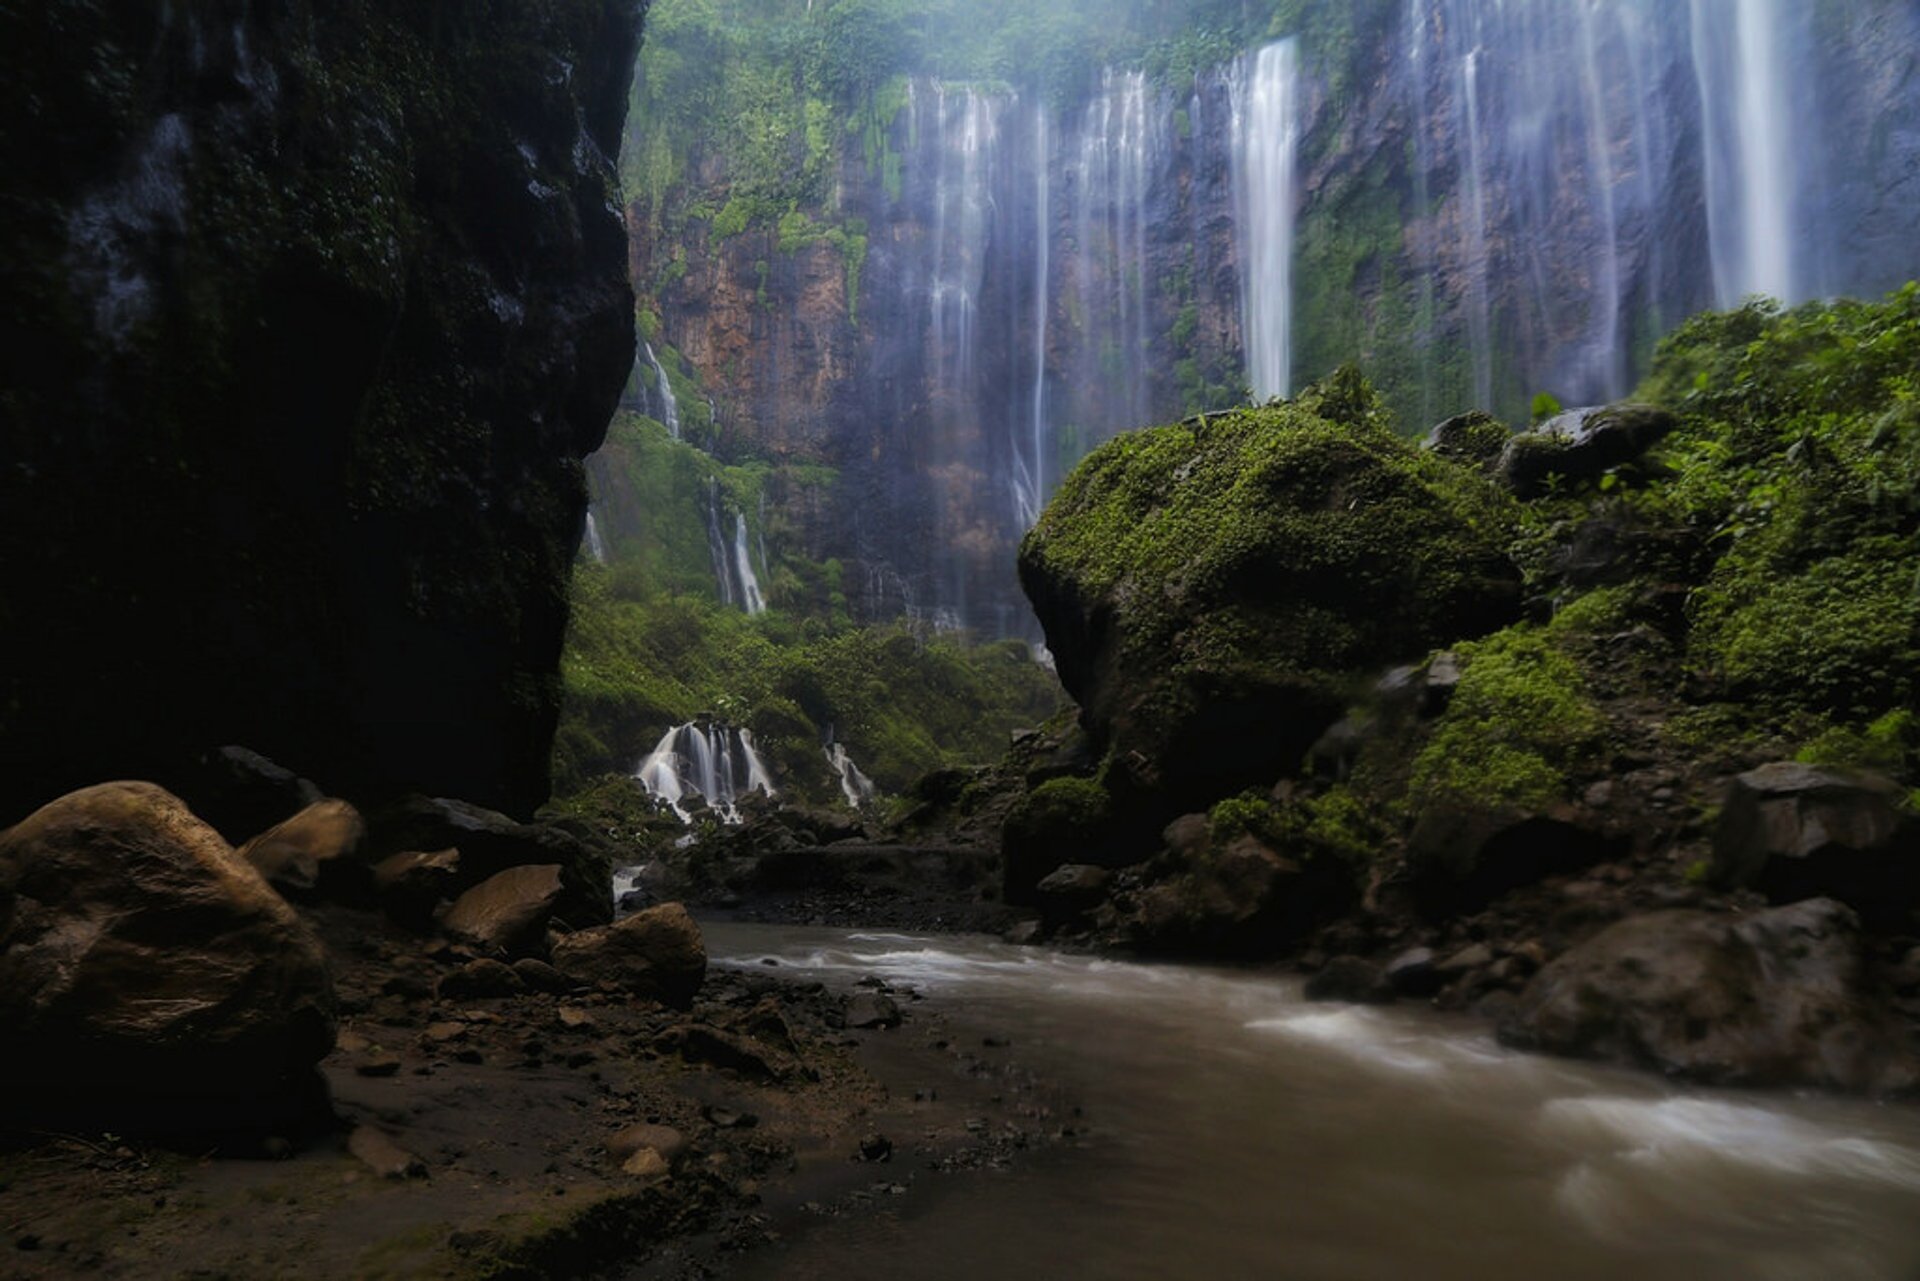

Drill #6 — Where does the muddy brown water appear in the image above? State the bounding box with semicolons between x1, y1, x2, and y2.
682;924;1920;1281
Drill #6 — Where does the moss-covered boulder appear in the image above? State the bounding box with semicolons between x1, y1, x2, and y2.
1018;393;1520;813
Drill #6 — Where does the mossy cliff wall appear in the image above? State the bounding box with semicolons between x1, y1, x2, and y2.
0;1;645;820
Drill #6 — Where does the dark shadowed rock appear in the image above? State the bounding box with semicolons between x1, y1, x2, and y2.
372;848;462;928
1499;899;1919;1092
1408;806;1621;912
0;782;336;1138
436;958;526;1000
549;902;707;1008
442;865;567;958
175;746;327;846
372;796;612;929
844;992;903;1029
1498;404;1677;497
1034;863;1112;928
1712;762;1917;925
0;4;643;821
1304;956;1395;1004
1385;946;1443;997
238;799;369;903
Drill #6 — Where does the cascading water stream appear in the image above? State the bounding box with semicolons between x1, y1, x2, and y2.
1230;40;1301;402
633;721;776;823
644;341;682;439
824;739;877;808
583;508;608;565
732;512;766;617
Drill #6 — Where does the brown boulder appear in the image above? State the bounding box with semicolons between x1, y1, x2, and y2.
238;798;369;902
0;782;336;1138
371;848;461;928
1499;898;1918;1093
440;864;565;958
550;902;706;1008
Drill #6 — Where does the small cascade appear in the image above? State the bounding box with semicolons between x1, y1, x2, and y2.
824;739;877;808
583;507;609;565
644;341;682;439
704;481;737;610
1069;69;1162;432
634;721;776;824
1691;0;1797;305
1230;40;1301;402
732;512;767;616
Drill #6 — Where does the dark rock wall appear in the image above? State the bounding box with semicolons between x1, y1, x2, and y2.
0;0;645;821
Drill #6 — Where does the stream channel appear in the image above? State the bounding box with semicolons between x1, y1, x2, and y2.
690;923;1920;1280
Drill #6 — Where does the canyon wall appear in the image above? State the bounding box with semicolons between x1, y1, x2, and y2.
0;1;645;820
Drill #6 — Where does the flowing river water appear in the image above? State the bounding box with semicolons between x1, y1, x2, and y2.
697;924;1920;1281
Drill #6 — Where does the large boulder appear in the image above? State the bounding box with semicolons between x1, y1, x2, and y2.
0;3;644;821
441;865;567;959
1019;398;1518;812
1498;899;1918;1093
238;798;370;902
550;902;707;1008
0;783;336;1137
1711;762;1918;925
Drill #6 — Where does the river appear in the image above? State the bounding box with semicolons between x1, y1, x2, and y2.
694;923;1920;1281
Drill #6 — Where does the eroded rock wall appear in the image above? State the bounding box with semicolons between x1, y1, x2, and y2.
0;0;645;820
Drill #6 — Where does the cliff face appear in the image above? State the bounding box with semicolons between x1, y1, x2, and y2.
0;1;644;820
619;0;1920;640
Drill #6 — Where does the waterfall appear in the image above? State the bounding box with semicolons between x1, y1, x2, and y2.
1014;107;1050;532
1692;0;1797;305
824;739;877;808
733;512;767;616
634;721;776;824
1071;70;1160;431
583;508;608;565
645;341;682;439
704;481;737;610
1231;41;1301;402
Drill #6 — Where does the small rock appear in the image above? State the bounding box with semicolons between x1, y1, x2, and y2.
512;957;575;995
845;992;902;1029
1437;943;1494;977
609;1123;687;1165
858;1133;892;1163
1384;946;1442;998
348;1127;426;1179
556;1006;597;1030
621;1148;670;1182
355;1055;403;1079
436;959;525;1000
1303;955;1394;1004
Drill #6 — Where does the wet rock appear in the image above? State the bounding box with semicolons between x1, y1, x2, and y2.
441;865;566;958
621;1148;670;1181
238;799;370;903
436;959;526;1000
1126;834;1349;959
1002;920;1043;946
349;1126;427;1180
1436;943;1494;977
1034;863;1112;928
844;992;903;1030
858;1133;893;1163
1498;403;1676;497
1499;899;1919;1092
372;848;462;929
178;746;326;846
1711;762;1918;925
0;782;335;1139
1384;947;1442;997
1303;956;1395;1004
665;1025;786;1081
512;957;576;995
549;902;706;1008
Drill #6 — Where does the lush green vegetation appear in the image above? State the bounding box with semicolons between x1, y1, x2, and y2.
557;415;1064;806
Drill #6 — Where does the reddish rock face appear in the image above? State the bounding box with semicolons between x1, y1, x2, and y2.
0;782;337;1138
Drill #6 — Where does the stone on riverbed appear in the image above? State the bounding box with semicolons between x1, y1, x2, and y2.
1498;898;1919;1093
549;902;707;1008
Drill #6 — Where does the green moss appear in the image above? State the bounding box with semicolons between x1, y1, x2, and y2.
1408;627;1605;814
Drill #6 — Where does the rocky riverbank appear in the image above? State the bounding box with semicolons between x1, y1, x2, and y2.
0;776;1070;1279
